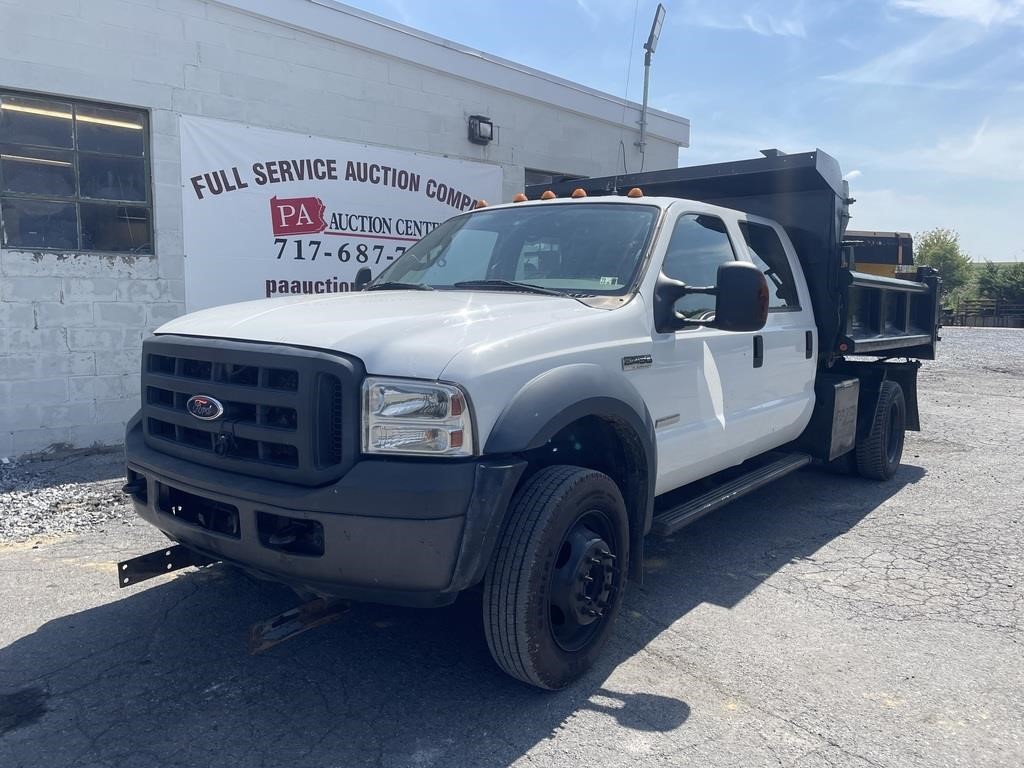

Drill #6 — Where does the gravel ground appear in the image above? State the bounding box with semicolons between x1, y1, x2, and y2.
0;451;130;543
0;326;1021;768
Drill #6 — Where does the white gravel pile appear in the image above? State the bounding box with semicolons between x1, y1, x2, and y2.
0;452;131;543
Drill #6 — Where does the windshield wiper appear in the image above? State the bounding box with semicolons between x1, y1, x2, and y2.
452;279;569;297
366;281;435;291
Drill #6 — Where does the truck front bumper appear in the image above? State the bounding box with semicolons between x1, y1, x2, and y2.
124;420;525;606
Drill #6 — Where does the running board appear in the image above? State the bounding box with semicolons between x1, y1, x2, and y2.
652;452;812;536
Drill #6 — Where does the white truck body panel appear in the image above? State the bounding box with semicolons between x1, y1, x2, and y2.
156;196;817;498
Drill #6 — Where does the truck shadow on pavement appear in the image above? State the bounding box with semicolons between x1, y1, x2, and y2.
0;464;924;768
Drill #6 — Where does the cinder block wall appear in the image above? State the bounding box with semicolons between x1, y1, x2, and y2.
0;0;683;457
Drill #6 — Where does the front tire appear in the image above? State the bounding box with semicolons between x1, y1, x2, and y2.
483;466;629;690
855;381;906;480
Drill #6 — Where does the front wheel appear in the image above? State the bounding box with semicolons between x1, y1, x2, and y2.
483;465;629;690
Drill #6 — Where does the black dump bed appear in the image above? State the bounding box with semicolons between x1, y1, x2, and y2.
532;150;940;362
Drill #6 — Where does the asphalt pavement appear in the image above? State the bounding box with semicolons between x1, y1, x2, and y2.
1;327;1021;767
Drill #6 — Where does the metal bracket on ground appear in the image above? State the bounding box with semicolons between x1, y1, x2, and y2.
116;544;218;588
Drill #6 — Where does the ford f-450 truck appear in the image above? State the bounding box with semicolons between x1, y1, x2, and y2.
120;150;940;689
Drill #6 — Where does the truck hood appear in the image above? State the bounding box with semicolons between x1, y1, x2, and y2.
156;291;602;379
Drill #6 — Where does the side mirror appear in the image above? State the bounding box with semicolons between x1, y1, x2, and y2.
354;267;372;291
713;261;769;332
652;261;769;334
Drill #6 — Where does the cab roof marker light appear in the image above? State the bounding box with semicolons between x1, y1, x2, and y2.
627;187;644;198
474;199;488;208
571;188;587;198
512;193;528;203
540;190;556;200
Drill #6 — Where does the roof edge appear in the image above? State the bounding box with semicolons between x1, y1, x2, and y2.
211;0;691;146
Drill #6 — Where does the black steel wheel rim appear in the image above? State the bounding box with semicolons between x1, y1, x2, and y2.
547;509;621;653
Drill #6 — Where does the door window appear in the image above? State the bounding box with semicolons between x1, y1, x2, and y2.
662;214;736;319
739;221;800;310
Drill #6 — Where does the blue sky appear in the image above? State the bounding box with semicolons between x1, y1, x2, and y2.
345;0;1023;262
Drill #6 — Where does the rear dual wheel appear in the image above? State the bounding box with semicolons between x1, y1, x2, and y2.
855;380;906;481
483;466;629;690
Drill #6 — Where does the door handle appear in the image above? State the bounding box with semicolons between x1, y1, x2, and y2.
753;335;764;368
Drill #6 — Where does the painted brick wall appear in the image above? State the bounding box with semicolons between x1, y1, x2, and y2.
0;0;683;457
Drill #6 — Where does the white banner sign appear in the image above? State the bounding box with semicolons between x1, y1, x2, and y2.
180;116;503;311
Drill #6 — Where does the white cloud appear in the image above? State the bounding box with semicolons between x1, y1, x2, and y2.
575;0;600;21
679;1;806;38
823;118;1024;182
847;186;1016;261
901;118;1024;181
740;12;806;37
822;20;985;88
890;0;1024;26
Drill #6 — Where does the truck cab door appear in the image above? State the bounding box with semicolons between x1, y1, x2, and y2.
640;211;755;494
733;218;817;455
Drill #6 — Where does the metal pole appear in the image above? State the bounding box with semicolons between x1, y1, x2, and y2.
636;49;652;157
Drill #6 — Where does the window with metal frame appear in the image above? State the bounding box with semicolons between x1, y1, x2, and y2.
524;168;585;187
0;90;152;254
738;221;800;311
662;213;737;319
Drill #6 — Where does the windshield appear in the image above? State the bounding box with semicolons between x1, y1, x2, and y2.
372;203;660;296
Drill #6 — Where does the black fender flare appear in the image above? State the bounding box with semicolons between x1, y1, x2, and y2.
483;364;657;577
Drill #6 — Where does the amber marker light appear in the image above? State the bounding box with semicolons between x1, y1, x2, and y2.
474;199;488;208
512;193;528;203
627;188;644;198
571;188;587;198
540;190;556;200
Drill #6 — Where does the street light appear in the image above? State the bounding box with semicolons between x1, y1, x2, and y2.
636;3;666;164
645;2;666;55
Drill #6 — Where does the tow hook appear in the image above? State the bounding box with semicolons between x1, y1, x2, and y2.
248;597;351;654
121;478;146;496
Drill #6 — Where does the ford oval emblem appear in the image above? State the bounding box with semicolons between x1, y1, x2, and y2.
186;395;224;421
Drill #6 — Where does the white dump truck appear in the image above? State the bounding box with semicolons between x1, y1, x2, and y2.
120;150;940;689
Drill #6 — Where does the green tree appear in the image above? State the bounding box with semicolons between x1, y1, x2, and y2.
976;261;1024;303
977;261;1003;299
1002;262;1024;303
915;228;972;297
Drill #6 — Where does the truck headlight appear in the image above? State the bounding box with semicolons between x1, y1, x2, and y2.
361;377;474;456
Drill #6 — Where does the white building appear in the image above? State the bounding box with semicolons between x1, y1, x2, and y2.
0;0;690;458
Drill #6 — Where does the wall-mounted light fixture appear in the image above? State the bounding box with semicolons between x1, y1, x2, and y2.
468;115;493;145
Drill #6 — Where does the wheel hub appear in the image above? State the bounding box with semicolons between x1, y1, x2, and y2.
549;519;618;651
